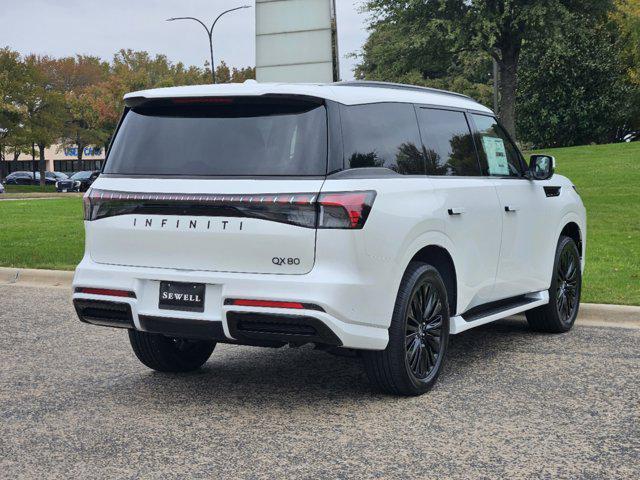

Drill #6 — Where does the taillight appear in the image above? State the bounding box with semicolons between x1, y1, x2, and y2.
84;189;376;229
318;191;376;229
83;192;92;220
224;298;324;311
75;287;136;298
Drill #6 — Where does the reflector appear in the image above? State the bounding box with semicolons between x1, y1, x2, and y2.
75;287;136;298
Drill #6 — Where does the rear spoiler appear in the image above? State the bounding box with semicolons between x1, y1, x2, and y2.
124;94;325;109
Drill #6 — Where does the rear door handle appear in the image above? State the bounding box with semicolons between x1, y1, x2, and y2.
504;205;519;212
448;207;466;216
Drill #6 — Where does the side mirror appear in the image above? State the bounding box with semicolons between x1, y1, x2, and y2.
529;154;555;180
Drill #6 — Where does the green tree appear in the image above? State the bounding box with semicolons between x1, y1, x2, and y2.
614;0;640;134
517;13;632;147
357;0;614;140
22;55;66;186
214;61;256;84
0;48;29;168
44;56;111;164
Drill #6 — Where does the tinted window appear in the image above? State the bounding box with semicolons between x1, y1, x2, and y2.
471;114;523;177
105;99;327;176
71;171;92;180
416;108;480;176
340;103;424;174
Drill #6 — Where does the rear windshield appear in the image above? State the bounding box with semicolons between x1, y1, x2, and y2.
104;98;328;176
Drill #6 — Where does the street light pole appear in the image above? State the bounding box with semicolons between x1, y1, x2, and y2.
167;5;251;84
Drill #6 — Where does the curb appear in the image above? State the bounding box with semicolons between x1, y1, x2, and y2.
0;267;74;288
576;303;640;328
1;267;639;325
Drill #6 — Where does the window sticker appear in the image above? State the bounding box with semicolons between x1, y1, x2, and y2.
481;136;509;176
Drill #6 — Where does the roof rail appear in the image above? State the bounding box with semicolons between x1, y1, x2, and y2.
333;80;474;101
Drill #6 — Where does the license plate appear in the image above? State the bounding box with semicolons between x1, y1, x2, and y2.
159;281;205;313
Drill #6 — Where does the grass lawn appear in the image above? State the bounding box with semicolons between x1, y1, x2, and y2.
0;197;84;271
530;142;640;306
0;142;638;305
4;184;57;193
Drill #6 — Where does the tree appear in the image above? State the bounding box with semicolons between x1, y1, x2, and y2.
22;55;65;186
358;0;614;140
517;12;632;147
48;56;110;164
48;55;109;92
83;79;125;152
0;48;28;170
613;0;640;134
63;90;110;165
214;61;256;83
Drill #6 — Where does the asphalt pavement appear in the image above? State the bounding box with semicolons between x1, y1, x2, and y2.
1;284;638;479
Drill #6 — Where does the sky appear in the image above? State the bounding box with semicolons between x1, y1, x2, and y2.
0;0;370;80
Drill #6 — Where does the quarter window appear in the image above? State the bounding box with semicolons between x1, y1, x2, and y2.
340;103;424;175
416;108;481;176
471;114;524;177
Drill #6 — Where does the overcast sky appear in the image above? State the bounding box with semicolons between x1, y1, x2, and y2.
0;0;370;80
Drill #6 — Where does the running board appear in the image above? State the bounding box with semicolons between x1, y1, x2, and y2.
449;291;549;335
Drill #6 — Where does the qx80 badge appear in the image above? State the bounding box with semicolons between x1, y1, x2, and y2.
133;217;244;232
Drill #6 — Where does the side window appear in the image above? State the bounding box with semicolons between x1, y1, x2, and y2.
415;108;481;176
340;103;424;175
471;114;524;177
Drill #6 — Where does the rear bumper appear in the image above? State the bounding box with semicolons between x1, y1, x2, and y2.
72;257;389;350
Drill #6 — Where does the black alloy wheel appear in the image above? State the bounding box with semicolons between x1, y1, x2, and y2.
405;281;444;379
363;263;450;396
556;242;580;323
526;235;582;333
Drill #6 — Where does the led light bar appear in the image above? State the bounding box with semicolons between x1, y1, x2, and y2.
84;189;376;229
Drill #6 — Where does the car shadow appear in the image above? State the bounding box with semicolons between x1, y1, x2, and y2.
103;317;540;405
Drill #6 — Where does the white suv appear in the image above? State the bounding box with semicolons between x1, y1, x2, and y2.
73;81;586;396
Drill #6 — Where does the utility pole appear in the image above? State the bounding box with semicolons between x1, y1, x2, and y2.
167;5;251;84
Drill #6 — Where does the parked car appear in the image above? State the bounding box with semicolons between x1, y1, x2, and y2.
56;170;100;192
73;81;586;396
52;171;69;180
4;171;65;185
0;182;4;194
4;171;35;185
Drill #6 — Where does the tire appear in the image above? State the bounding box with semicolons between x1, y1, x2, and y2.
363;262;450;396
526;235;582;333
128;330;216;372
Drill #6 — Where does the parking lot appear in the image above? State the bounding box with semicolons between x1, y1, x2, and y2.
1;284;639;479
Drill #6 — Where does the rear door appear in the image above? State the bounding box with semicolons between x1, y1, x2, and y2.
86;96;328;275
416;107;503;310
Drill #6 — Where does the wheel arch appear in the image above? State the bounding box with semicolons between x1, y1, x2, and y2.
560;221;583;259
409;245;458;316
